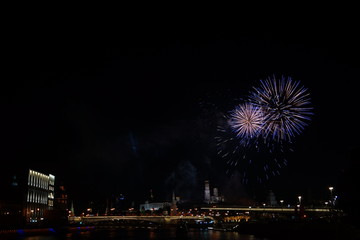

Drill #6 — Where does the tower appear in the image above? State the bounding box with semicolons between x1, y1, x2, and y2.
266;190;277;206
149;189;154;202
213;188;218;198
204;180;210;204
70;201;75;216
170;191;177;216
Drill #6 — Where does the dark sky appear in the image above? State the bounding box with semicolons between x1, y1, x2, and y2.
2;21;360;208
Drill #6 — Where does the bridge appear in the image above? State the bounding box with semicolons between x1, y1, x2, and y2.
200;206;342;219
69;215;215;225
200;206;334;213
68;207;340;225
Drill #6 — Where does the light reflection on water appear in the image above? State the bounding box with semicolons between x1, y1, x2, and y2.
6;228;268;240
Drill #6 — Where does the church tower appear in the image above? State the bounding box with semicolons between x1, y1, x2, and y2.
170;191;177;216
204;180;210;204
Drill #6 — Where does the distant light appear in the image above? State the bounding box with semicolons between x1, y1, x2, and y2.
329;187;333;191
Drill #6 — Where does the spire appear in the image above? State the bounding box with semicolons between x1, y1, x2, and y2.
150;189;154;202
172;191;176;202
105;198;109;215
170;191;177;216
70;200;75;216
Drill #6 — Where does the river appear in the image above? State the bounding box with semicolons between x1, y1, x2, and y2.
1;227;269;240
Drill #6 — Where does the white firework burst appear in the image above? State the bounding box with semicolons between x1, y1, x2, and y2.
228;103;264;140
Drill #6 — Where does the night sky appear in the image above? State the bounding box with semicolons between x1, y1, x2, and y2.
2;21;360;209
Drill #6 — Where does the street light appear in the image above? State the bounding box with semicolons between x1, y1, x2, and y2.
329;187;334;205
298;196;302;205
262;203;266;215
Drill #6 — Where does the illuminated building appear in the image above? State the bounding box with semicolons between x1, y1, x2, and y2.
138;191;176;215
26;169;55;223
204;180;224;204
204;180;210;204
140;201;168;211
0;169;56;227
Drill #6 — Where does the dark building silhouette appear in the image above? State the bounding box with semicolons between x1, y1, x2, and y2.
46;184;69;226
55;184;68;211
337;146;360;225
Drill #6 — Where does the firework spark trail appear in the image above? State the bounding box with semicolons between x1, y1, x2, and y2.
216;118;289;184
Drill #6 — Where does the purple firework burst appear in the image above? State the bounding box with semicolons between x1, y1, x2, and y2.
249;76;313;142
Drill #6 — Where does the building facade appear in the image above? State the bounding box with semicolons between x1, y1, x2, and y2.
0;168;56;227
26;169;55;223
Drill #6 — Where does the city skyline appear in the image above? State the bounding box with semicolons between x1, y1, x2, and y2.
2;24;359;209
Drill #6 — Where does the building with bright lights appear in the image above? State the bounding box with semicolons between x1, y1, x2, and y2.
0;168;55;227
26;169;55;223
140;201;168;211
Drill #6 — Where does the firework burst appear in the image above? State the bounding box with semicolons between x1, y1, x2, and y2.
249;75;313;142
216;116;291;184
215;75;312;184
228;103;264;141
